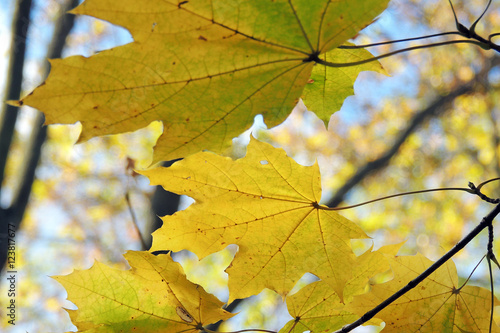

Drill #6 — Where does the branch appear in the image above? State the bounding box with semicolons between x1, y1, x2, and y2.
0;0;79;272
326;81;477;208
336;201;500;332
0;0;33;199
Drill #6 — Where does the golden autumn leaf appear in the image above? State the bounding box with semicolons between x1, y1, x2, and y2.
53;251;233;332
140;138;368;302
17;0;389;161
281;280;360;333
279;244;400;333
301;44;386;122
347;253;500;332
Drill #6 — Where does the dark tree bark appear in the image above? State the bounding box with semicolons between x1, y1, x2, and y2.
146;160;182;250
0;0;79;272
0;0;33;196
325;56;499;209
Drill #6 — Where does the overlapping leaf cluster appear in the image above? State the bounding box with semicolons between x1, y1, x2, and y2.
20;0;500;332
17;0;384;162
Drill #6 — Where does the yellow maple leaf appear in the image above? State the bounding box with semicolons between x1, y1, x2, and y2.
347;253;500;332
301;44;386;122
16;0;389;162
53;251;233;332
281;280;360;333
140;138;368;302
279;244;401;333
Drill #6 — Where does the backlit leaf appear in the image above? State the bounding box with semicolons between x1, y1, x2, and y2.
302;44;386;123
53;251;233;332
18;0;389;161
279;245;400;333
140;138;367;302
281;280;359;333
348;253;500;332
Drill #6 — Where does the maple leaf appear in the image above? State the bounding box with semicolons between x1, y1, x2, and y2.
140;138;368;302
16;0;389;161
281;280;361;333
302;45;386;122
279;244;400;333
347;253;500;333
53;251;233;332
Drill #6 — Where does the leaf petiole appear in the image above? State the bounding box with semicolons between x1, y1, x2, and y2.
457;254;486;291
318;40;488;68
335;202;500;332
322;187;473;211
338;31;463;49
487;255;494;333
469;0;492;35
320;177;500;211
203;329;277;333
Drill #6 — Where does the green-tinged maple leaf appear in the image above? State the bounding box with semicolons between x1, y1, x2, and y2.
279;244;400;333
140;138;368;302
53;251;233;332
343;243;401;302
16;0;389;161
281;280;360;333
347;253;500;333
302;44;386;122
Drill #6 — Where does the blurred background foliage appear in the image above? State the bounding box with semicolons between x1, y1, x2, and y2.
1;0;500;332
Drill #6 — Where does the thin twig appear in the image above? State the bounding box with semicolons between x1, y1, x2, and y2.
125;192;148;250
487;222;496;333
326;80;478;208
487;221;496;333
468;181;500;204
335;202;500;333
477;177;500;191
446;0;500;52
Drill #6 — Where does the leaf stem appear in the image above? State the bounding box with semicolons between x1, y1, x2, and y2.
470;0;492;34
317;40;488;68
468;180;500;203
321;177;500;211
286;319;299;333
320;187;473;211
335;202;500;333
204;329;277;333
477;177;500;191
338;31;462;49
486;219;500;333
457;254;485;291
125;192;148;250
488;255;494;333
